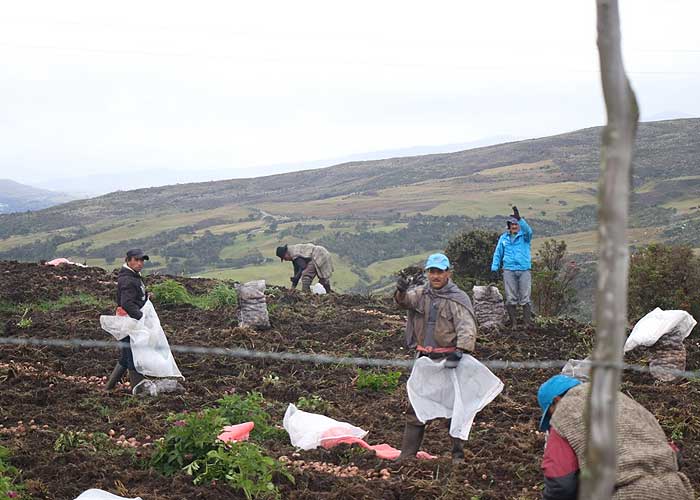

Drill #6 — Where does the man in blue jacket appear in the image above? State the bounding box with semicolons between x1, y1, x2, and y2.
490;206;533;329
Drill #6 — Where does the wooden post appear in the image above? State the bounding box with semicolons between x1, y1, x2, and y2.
579;1;639;498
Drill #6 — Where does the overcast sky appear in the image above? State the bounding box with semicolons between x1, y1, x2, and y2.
1;0;698;190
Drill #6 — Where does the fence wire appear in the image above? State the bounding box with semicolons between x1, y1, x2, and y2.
0;336;698;380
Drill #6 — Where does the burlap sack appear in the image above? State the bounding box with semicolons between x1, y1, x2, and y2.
235;280;271;330
472;285;505;332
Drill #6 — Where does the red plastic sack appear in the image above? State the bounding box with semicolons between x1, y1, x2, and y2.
218;422;254;443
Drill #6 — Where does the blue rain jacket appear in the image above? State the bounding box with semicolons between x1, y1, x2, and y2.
491;218;533;271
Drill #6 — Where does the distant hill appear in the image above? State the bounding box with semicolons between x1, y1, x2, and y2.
0;179;78;214
0;118;698;320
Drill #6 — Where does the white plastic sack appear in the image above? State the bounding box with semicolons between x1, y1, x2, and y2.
100;301;183;379
311;283;327;295
407;355;503;441
561;357;592;382
133;378;184;396
624;308;696;352
74;489;142;500
283;404;367;450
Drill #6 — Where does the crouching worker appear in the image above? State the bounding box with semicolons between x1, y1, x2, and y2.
105;249;149;391
394;253;478;463
276;243;334;293
537;374;694;500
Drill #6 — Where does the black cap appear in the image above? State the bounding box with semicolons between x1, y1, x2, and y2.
275;245;288;261
126;249;149;260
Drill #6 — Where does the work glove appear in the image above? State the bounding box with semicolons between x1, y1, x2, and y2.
444;350;463;369
511;205;521;220
396;275;411;292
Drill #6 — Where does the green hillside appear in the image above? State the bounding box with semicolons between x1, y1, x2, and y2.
1;118;698;305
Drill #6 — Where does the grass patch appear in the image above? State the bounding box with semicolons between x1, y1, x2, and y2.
151;280;238;310
355;369;401;392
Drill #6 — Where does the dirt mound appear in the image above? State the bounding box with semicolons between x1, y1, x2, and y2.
0;261;698;499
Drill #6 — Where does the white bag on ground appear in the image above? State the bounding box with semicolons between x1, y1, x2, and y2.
133;378;184;396
561;357;592;382
283;404;367;450
235;280;271;329
624;308;696;352
74;489;142;500
100;300;183;379
407;355;503;441
311;283;327;295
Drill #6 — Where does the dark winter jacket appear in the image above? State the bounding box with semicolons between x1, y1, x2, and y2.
291;257;310;287
117;265;147;320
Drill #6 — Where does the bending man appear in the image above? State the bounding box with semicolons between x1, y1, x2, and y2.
276;243;334;293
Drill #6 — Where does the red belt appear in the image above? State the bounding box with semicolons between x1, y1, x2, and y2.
416;345;456;354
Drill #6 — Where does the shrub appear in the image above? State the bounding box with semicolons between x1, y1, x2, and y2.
217;392;282;441
0;446;26;499
355;369;401;392
531;239;580;317
151;409;229;476
628;243;700;325
151;279;190;305
185;442;293;499
208;283;238;308
444;230;500;291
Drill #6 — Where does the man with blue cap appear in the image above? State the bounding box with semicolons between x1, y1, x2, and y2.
394;253;478;462
491;205;533;329
537;374;693;499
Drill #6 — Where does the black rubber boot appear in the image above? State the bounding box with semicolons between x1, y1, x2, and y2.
522;304;533;328
451;437;466;464
320;279;332;293
128;370;144;391
506;304;518;331
105;363;127;391
396;423;425;461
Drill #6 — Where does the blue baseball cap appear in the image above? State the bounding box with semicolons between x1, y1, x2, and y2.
537;375;581;431
424;253;450;271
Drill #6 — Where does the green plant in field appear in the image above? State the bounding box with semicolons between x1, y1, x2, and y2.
151;279;191;305
208;283;238;308
261;373;280;387
151;409;228;476
355;369;401;392
185;442;293;499
296;395;329;413
217;392;283;441
16;308;32;329
54;431;112;453
0;445;27;499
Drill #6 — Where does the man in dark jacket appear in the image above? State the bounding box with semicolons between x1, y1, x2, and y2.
394;253;478;463
537;374;693;500
105;249;149;391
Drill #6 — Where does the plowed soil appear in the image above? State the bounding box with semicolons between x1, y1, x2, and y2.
0;261;698;499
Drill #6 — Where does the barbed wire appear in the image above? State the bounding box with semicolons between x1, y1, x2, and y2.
0;336;698;380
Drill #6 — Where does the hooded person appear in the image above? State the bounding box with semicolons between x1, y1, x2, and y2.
537;374;693;500
105;249;149;391
394;253;478;463
490;205;533;329
276;243;334;293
